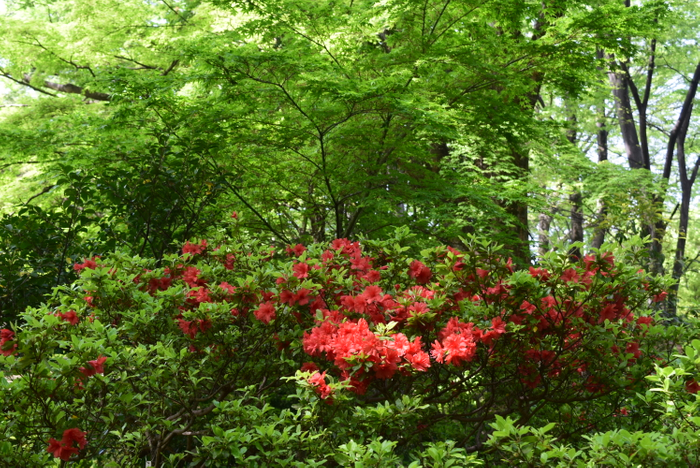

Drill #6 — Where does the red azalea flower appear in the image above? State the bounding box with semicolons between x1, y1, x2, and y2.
561;268;580;284
294;288;312;305
73;256;99;272
47;439;78;461
254;301;276;324
293;262;310;279
625;342;641;362
301;362;319;373
308;371;333;399
0;329;17;356
182;239;207;255
637;316;653;327
47;428;87;461
55;310;79;325
279;289;295;305
686;379;700;394
528;266;550;281
62;428;88;449
321;250;334;262
286;243;307;257
409;260;432;284
652;291;668;302
182;267;205;287
223;253;236;270
178;319;198;339
79;356;107;377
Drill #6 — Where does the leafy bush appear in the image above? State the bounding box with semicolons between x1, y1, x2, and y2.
0;224;670;466
486;334;700;467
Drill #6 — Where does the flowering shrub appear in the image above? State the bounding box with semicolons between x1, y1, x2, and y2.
487;332;700;467
0;226;671;466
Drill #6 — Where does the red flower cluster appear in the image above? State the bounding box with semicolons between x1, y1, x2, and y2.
79;234;666;405
286;243;307;257
303;318;430;386
254;301;276;324
293;262;310;279
47;428;87;461
430;317;505;366
73;256;100;272
79;356;107;378
409;260;432;284
686;379;700;394
0;329;16;356
177;319;212;338
55;310;79;325
183;239;207;255
308;371;333;400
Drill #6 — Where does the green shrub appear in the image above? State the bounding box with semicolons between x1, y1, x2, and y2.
0;225;670;466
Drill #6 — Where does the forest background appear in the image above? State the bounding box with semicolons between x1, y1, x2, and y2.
1;0;699;321
1;0;700;465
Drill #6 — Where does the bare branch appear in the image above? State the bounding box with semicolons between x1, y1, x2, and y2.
114;55;160;70
0;70;59;97
22;73;111;101
162;59;179;76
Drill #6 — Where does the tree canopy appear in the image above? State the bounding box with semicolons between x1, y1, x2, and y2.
1;0;699;318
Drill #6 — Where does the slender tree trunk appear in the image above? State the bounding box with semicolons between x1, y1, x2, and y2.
591;103;609;250
505;147;531;266
564;109;583;259
668;81;700;315
569;192;584;260
607;63;644;170
669;65;700;316
538;212;553;257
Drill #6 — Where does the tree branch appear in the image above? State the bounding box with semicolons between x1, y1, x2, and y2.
3;72;112;101
0;71;59;97
664;60;700;181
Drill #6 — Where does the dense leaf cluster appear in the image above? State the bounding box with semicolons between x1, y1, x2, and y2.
0;226;681;466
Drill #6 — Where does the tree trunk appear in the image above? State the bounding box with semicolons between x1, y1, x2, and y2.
538;212;553;257
607;64;644;170
591;103;608;250
569;191;583;260
669;64;700;316
506;147;531;266
564;109;583;260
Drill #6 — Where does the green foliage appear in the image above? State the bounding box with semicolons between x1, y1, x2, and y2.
486;323;700;467
0;227;672;465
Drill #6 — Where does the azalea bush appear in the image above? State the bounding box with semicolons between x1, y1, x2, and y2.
486;333;700;467
0;222;673;466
